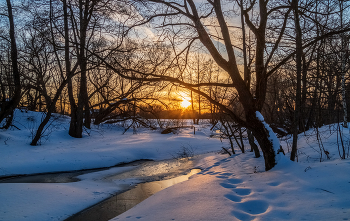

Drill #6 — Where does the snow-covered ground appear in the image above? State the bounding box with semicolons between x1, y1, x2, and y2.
114;152;350;221
1;109;350;221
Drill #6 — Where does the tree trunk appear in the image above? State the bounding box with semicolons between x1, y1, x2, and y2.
68;80;80;137
247;112;276;171
248;129;260;158
340;1;348;128
79;25;90;129
291;0;302;161
31;78;72;145
197;66;201;124
191;90;195;124
68;0;93;137
63;0;81;138
0;0;21;127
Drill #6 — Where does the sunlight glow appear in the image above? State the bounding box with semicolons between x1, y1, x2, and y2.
180;99;192;108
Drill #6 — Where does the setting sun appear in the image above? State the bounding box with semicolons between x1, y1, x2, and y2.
180;99;191;108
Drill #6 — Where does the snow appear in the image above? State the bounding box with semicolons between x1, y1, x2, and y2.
112;153;350;221
256;111;291;168
255;111;281;153
1;109;350;221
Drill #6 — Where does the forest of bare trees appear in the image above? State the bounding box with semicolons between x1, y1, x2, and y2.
0;0;349;170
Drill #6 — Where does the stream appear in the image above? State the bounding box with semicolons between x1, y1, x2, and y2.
65;168;200;221
0;156;203;221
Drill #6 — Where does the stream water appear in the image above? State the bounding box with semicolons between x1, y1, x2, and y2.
65;168;200;221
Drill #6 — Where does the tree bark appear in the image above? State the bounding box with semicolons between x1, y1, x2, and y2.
78;0;91;129
246;111;276;170
340;1;348;128
68;0;94;137
0;0;21;127
290;0;302;161
248;129;260;158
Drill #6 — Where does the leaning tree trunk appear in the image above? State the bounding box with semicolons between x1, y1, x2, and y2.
31;78;72;145
245;110;277;171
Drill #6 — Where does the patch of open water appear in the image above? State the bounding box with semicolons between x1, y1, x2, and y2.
65;168;201;221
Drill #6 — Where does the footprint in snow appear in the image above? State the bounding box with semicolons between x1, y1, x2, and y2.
227;178;243;184
202;164;217;171
231;210;254;221
267;181;281;186
220;183;236;189
216;172;233;179
236;200;269;215
233;188;251;196
219;172;232;176
224;193;241;202
201;170;222;175
199;167;213;173
212;162;221;166
216;175;228;179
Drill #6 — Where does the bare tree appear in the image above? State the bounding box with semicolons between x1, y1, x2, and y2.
290;0;302;161
123;0;295;170
0;0;21;128
30;0;80;145
339;0;349;128
103;0;350;170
